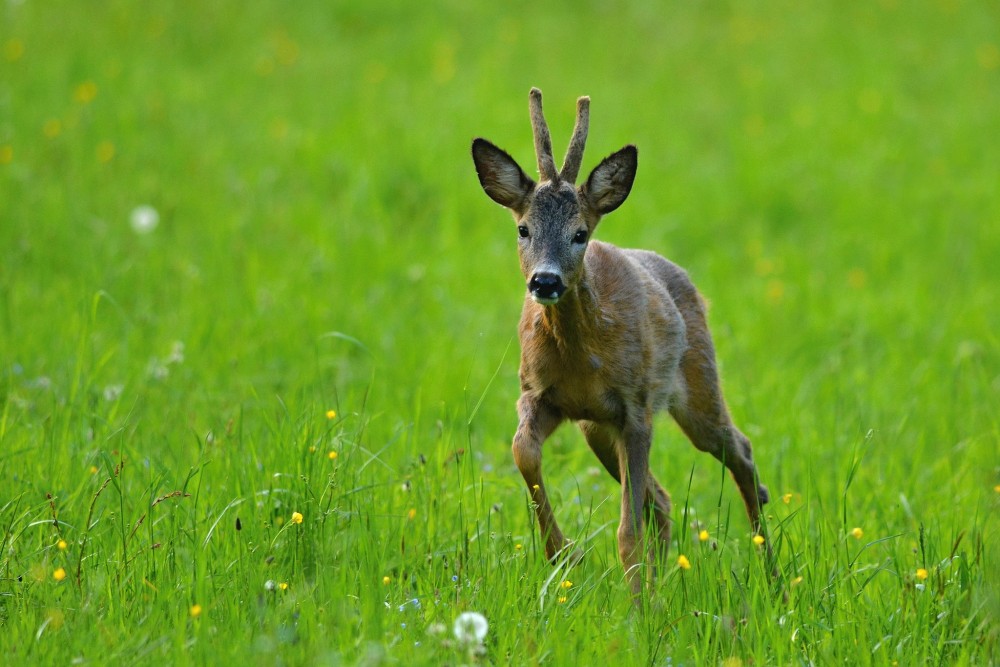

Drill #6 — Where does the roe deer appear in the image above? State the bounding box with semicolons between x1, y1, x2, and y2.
470;89;773;596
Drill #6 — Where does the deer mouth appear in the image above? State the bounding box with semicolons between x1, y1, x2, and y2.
529;284;566;305
530;292;562;306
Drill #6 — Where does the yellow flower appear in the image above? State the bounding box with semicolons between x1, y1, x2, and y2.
308;445;317;453
328;450;338;460
43;118;62;138
89;465;98;475
791;576;804;587
514;544;523;551
291;511;303;525
752;534;766;546
382;576;391;585
96;140;115;163
57;539;67;550
4;38;25;62
190;604;202;618
53;567;67;582
915;568;928;581
74;80;98;104
325;409;337;420
557;596;567;604
531;484;540;491
560;580;573;589
677;554;691;570
407;508;417;520
279;582;289;591
698;529;709;542
994;484;1000;493
850;527;864;540
781;493;793;504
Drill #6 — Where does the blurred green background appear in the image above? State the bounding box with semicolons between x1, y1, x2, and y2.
1;0;998;663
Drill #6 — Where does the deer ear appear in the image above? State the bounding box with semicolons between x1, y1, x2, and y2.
472;138;535;212
582;145;637;215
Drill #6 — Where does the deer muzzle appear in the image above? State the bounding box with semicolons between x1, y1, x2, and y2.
528;272;566;305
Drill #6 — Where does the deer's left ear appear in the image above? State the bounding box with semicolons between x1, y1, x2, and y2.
582;145;637;215
472;138;536;213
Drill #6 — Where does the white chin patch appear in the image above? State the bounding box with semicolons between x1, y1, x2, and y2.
530;293;560;306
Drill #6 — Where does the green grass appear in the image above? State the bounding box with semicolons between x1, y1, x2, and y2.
2;0;998;664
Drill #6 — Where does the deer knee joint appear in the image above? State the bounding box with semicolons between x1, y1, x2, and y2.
512;435;541;475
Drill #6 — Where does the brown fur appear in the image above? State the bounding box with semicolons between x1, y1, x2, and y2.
472;89;772;597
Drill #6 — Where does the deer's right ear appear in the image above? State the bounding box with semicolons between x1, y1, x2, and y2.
472;138;535;212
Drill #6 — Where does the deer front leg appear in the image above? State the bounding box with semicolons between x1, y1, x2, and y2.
513;394;567;561
617;416;653;598
580;419;671;580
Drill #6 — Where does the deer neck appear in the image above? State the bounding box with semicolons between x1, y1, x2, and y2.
536;269;600;353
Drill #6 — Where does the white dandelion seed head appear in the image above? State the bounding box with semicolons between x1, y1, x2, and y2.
264;579;276;591
166;340;185;364
103;384;124;401
130;205;159;234
453;611;488;644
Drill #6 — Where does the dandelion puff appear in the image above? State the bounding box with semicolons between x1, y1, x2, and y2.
166;341;185;364
130;205;159;234
103;384;124;401
453;611;488;644
264;580;276;591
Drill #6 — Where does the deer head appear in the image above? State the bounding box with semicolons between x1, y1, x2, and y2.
472;88;638;305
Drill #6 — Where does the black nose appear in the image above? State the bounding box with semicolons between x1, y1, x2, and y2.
528;272;565;302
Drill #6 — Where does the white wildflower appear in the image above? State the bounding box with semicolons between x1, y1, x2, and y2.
453;611;488;644
130;205;159;234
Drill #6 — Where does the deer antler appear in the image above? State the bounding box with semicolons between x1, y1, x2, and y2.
560;96;590;184
529;88;560;183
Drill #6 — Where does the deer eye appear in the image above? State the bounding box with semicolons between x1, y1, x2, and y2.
517;225;529;238
572;229;588;244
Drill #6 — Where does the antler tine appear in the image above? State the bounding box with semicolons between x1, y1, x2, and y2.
559;96;590;184
529;88;560;183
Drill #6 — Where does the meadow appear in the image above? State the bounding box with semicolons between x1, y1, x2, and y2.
1;0;998;664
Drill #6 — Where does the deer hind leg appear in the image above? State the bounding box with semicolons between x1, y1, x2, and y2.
580;420;671;580
513;395;570;562
670;344;770;541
